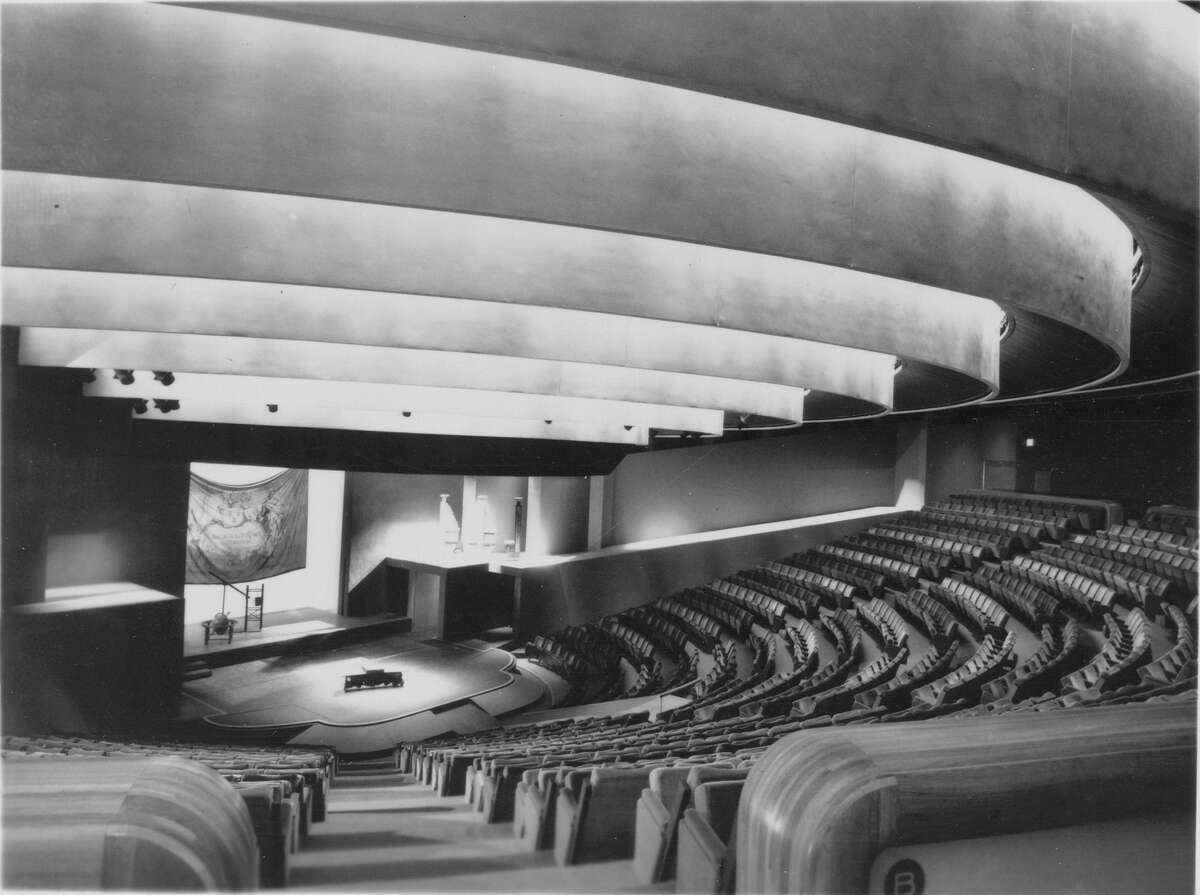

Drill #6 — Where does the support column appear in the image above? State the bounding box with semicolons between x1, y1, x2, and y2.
525;476;544;555
587;475;606;551
894;419;928;511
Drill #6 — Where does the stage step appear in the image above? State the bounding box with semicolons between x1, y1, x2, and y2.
182;658;211;681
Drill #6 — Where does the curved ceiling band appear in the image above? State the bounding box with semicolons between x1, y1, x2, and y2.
18;328;815;424
0;2;1133;394
4;172;997;401
2;265;895;411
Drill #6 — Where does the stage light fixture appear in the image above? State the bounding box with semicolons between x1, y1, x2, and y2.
112;369;135;385
402;411;412;417
266;403;278;413
152;370;175;386
153;398;180;413
132;398;148;414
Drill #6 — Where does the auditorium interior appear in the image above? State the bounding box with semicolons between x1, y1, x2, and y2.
2;3;1198;893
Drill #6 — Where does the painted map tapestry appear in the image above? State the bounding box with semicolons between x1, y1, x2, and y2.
185;469;308;584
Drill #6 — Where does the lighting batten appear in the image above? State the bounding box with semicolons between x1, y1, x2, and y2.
124;398;650;445
81;371;727;434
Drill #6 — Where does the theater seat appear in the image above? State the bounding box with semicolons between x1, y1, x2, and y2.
676;780;745;895
554;766;653;865
633;766;693;883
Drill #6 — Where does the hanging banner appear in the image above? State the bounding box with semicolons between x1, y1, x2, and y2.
185;469;308;584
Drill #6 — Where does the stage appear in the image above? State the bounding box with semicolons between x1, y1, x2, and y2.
178;617;552;754
184;606;414;668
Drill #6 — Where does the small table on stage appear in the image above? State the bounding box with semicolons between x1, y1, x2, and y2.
201;617;239;645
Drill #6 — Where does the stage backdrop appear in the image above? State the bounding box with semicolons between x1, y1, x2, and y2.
185;468;308;584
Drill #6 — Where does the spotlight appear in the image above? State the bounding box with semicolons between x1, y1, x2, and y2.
266;404;278;413
132;398;148;415
112;369;135;386
153;398;180;413
544;419;553;425
79;368;97;383
402;411;412;418
152;371;175;386
623;425;633;431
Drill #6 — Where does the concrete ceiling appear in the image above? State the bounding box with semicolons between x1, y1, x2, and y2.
2;2;1195;469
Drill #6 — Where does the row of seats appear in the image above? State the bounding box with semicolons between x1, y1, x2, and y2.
843;531;956;579
981;618;1086;705
1010;553;1120;613
1105;521;1197;555
1141;505;1199;537
964;563;1060;627
1039;544;1172;615
1060;609;1153;695
764;558;857;604
815;543;923;590
891;512;1018;560
1070;532;1198;592
868;522;987;567
921;505;1046;547
2;735;336;887
929;577;1011;635
933;493;1100;536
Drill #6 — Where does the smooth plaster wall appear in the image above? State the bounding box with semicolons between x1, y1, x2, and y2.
604;425;897;546
529;476;590;556
516;511;897;637
472;475;529;551
345;472;464;594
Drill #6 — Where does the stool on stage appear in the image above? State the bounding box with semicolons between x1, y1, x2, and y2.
202;611;239;645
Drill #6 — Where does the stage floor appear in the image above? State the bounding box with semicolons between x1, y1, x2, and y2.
179;626;550;753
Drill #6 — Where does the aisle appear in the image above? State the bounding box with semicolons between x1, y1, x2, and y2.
288;766;663;892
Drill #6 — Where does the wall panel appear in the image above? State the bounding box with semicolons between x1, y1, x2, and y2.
605;425;896;545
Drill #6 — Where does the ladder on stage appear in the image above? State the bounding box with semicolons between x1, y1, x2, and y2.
244;583;265;633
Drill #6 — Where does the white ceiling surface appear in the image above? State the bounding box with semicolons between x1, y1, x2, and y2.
1;2;1158;439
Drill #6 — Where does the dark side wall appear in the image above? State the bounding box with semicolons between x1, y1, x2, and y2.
1012;385;1198;518
925;384;1198;518
603;422;897;545
2;329;190;736
3;332;190;604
